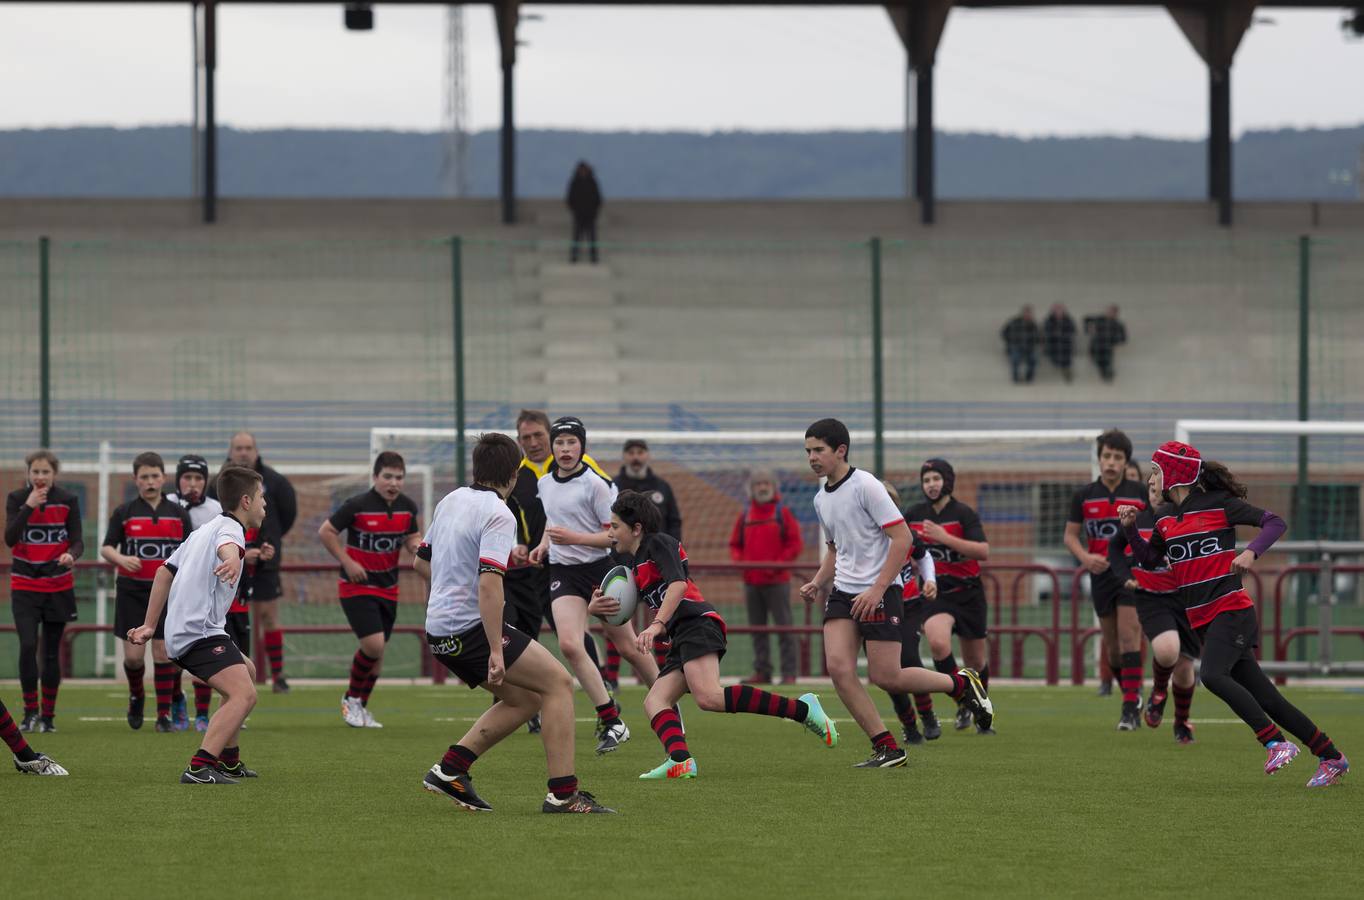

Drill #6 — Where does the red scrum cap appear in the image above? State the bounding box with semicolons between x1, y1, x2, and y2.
1152;441;1201;489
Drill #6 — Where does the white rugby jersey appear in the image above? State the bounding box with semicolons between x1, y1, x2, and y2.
167;493;224;531
162;514;246;658
422;485;516;637
537;464;616;566
813;467;906;595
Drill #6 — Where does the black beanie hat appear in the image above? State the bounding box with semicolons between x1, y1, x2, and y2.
920;458;955;499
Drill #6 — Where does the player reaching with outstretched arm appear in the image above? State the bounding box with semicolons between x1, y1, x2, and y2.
529;417;657;754
800;419;992;768
1108;466;1199;744
416;433;615;813
129;465;266;784
587;491;838;781
1120;442;1348;787
319;451;422;729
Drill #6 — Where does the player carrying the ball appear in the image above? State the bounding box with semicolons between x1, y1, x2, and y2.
589;490;838;781
801;419;993;768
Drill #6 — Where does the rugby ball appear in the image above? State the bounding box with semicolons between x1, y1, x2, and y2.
599;565;638;626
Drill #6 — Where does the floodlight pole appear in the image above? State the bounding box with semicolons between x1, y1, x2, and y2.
496;1;520;225
203;0;217;224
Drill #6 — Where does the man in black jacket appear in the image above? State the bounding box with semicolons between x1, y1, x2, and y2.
1043;303;1077;382
1000;305;1040;383
208;431;297;692
1086;305;1128;382
566;161;602;264
614;439;681;541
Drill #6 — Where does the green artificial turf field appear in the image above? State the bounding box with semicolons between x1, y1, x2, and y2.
4;682;1360;900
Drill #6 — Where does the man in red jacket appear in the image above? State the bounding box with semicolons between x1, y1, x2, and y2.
729;470;804;685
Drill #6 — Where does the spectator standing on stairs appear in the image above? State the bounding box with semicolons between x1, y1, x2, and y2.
567;161;602;264
1043;304;1077;382
1001;305;1040;384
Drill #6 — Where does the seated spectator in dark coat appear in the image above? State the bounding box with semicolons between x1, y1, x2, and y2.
1086;305;1127;382
1001;305;1040;383
1043;304;1077;382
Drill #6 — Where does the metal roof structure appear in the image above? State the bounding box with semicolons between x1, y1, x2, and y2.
10;1;1360;226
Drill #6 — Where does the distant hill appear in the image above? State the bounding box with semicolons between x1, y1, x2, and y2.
0;125;1359;200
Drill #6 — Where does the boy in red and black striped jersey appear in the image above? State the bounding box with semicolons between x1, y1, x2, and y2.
906;459;995;735
880;480;941;745
1107;467;1198;743
5;449;83;733
589;491;838;780
1064;429;1148;731
1121;442;1349;787
319;451;422;729
100;452;194;732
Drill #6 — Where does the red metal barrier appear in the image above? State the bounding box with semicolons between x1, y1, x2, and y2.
1275;627;1364;663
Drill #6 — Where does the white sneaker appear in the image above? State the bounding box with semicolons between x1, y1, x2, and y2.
361;706;383;729
341;695;366;728
14;753;68;776
595;722;630;755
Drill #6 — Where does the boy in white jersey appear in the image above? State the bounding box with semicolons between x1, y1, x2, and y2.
417;432;614;814
799;419;993;768
129;465;264;784
528;416;657;754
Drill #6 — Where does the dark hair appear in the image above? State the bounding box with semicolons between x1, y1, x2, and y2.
805;418;851;458
612;490;662;535
24;449;59;473
471;433;521;487
217;466;263;512
372;451;405;477
132;451;165;474
1126;461;1144;481
1198;459;1248;499
516;409;551;433
1096;429;1132;463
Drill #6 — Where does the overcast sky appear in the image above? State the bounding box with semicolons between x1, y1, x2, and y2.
0;4;1360;138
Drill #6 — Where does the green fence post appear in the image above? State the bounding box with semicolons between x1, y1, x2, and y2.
452;236;467;485
39;236;51;448
870;237;885;478
1294;234;1310;659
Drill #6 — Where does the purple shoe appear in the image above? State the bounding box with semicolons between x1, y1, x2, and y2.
1265;741;1300;775
1306;754;1349;788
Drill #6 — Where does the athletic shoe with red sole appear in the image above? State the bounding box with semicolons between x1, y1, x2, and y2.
1144;690;1167;729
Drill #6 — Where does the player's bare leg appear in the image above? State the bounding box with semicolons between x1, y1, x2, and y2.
604;621;658;687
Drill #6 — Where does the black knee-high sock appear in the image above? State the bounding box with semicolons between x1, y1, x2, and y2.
1230;657;1341;759
933;654;958;675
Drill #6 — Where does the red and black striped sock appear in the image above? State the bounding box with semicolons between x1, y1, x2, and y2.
1119;651;1142;704
1255;722;1286;746
547;775;578;800
194;681;213;717
1306;728;1341;761
153;662;176;717
872;731;899;753
0;700;38;761
172;669;185;704
1172;683;1194;724
264;630;285;678
946;673;969;702
978;665;990;692
914;693;935;717
189;748;219;769
123;662;145;699
40;684;58;718
933;653;958;675
346;650;379;700
220;745;240;767
603;640;622;683
1152;659;1174;693
360;672;379;706
889;693;915;727
722;684;807;722
440;744;478;777
595;700;622;728
22;690;38;715
650;708;690;761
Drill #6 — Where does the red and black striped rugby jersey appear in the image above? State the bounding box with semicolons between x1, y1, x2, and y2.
1069;479;1147;556
905;498;986;593
103;496;193;591
629;533;725;637
1107;507;1179;596
6;485;83;593
328;488;420;601
1142;490;1265;628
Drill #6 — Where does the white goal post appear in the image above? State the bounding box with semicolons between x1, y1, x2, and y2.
1175;419;1364;443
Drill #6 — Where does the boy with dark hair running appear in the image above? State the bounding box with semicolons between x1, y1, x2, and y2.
1109;469;1199;743
3;694;67;775
588;490;837;780
5;449;83;733
101;452;194;732
906;458;995;735
879;480;941;745
319;451;422;729
1120;442;1348;787
529;416;657;754
799;418;992;768
1065;429;1147;730
416;432;614;813
129;465;266;783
